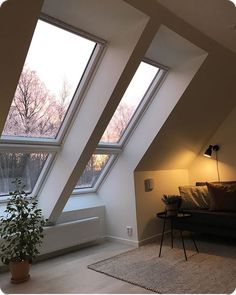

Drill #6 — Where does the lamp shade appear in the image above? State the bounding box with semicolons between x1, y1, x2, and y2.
0;0;7;6
204;145;219;158
204;145;213;157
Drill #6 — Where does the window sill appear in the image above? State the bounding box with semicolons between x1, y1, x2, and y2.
64;193;104;212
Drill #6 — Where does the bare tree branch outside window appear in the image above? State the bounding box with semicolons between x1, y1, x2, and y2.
3;66;71;139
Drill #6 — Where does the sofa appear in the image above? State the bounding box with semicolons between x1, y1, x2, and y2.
173;181;236;238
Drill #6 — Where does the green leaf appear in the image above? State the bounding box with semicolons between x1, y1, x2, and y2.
0;178;46;263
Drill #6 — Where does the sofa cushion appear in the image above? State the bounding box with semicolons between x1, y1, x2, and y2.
178;185;210;210
206;182;236;212
179;209;236;229
196;181;236;186
173;209;236;237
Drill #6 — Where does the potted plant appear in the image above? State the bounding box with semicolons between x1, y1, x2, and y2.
161;194;181;216
0;178;46;283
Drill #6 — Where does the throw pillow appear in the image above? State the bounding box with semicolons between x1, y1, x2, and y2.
206;182;236;212
178;185;210;210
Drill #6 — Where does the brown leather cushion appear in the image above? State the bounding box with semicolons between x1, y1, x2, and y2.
207;182;236;212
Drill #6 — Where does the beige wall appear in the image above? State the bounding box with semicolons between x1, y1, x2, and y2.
134;72;236;241
135;73;236;240
134;169;189;242
189;105;236;184
134;72;236;242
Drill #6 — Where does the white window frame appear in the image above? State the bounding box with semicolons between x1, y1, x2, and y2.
1;14;106;146
73;151;119;194
0;14;106;201
0;151;56;203
73;59;168;194
99;59;168;148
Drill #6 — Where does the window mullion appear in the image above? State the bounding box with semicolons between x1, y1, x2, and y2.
95;146;122;154
0;143;60;153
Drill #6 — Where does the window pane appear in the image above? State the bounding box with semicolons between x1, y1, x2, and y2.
2;20;96;139
100;62;159;143
0;153;48;196
76;154;111;189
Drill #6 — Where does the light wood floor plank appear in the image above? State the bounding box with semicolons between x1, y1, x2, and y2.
0;241;154;294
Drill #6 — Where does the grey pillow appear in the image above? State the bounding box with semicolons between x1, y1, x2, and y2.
179;185;210;210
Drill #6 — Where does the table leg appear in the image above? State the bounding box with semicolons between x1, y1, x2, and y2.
171;218;173;249
180;230;188;261
159;214;166;257
191;232;199;253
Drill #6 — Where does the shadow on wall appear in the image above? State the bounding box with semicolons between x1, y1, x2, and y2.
135;103;236;243
134;169;189;242
139;216;171;244
189;156;236;184
189;105;236;183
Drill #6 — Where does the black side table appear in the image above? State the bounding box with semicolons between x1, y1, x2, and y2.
156;211;199;261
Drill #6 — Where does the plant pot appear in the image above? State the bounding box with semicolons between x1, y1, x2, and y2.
166;203;179;216
9;260;30;284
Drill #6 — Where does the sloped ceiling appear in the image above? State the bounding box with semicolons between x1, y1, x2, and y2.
42;0;145;40
157;0;236;54
133;0;236;171
0;0;43;132
136;51;236;171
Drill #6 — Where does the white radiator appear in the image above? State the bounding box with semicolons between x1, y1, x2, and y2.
40;217;100;255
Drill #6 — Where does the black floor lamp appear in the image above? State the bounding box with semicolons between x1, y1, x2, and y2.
204;144;220;182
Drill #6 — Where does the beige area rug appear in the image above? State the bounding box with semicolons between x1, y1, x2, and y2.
88;236;236;294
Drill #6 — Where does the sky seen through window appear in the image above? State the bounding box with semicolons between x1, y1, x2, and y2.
2;20;96;139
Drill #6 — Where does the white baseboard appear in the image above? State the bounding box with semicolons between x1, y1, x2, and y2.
104;231;170;247
138;233;163;246
104;235;139;247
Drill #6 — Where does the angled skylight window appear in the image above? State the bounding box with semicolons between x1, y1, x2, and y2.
0;152;48;196
74;60;167;194
2;19;96;140
75;154;113;189
0;16;104;199
100;62;159;144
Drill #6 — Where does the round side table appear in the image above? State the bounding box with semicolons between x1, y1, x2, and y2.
156;211;199;261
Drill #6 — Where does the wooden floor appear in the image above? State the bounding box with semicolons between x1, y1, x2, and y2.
0;241;154;294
